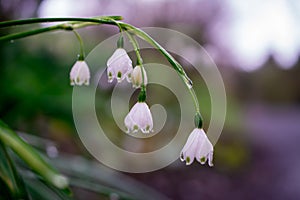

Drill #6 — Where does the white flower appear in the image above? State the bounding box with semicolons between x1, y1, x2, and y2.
70;60;90;86
107;48;133;83
124;102;153;133
180;128;214;166
130;65;147;88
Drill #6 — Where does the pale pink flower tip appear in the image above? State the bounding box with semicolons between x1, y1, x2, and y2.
124;102;153;133
180;128;214;166
107;48;133;83
70;60;90;86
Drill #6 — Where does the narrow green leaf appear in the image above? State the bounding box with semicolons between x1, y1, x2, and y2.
0;141;30;199
0;120;70;191
25;178;73;200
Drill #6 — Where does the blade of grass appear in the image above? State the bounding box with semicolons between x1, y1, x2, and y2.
0;140;30;199
0;120;69;191
24;177;73;200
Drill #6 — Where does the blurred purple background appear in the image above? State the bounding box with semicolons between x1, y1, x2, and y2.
1;0;300;199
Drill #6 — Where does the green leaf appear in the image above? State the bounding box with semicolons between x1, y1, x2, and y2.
25;177;73;200
13;132;169;200
0;140;30;199
0;120;70;192
52;155;169;200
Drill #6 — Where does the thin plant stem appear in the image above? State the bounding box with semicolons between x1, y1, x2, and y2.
0;17;122;42
0;16;200;114
119;23;200;113
0;25;66;41
73;30;85;60
125;33;147;99
0;16;122;28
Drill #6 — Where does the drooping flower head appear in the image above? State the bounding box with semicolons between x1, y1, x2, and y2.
180;128;214;166
130;65;147;88
107;48;133;83
124;102;153;133
70;60;90;86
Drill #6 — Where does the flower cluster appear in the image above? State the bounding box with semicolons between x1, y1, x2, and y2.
106;47;152;134
68;37;214;166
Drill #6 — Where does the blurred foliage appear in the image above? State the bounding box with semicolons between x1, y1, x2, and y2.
0;40;73;124
1;1;300;199
236;58;300;104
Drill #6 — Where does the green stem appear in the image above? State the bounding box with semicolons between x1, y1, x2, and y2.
0;16;123;42
126;32;148;103
111;19;125;46
0;16;122;28
126;33;143;66
73;30;85;60
0;141;30;199
189;87;200;114
119;22;191;81
0;25;67;41
0;120;68;189
120;22;199;112
0;16;200;114
113;19;147;102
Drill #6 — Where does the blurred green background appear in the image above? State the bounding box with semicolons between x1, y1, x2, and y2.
1;0;300;199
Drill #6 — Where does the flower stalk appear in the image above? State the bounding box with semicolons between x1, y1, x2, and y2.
125;32;148;102
0;16;123;28
73;30;85;60
0;17;198;113
1;15;203;135
0;16;121;42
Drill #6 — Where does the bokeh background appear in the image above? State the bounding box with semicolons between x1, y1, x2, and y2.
1;0;300;199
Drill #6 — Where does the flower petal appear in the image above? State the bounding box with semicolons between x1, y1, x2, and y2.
180;128;214;166
124;102;153;133
70;61;90;86
181;129;198;154
107;48;133;83
195;130;213;165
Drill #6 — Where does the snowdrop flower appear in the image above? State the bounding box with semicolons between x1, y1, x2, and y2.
70;60;90;86
124;102;153;133
180;128;214;166
130;65;147;88
107;48;133;83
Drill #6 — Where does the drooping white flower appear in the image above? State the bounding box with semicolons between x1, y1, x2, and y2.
70;60;90;86
107;48;133;83
180;128;214;166
130;65;147;88
124;102;153;133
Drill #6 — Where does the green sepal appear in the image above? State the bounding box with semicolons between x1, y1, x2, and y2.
138;88;146;102
77;55;84;61
117;36;124;48
0;141;30;199
194;112;203;128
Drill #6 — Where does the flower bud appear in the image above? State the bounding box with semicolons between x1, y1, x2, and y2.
131;65;147;88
